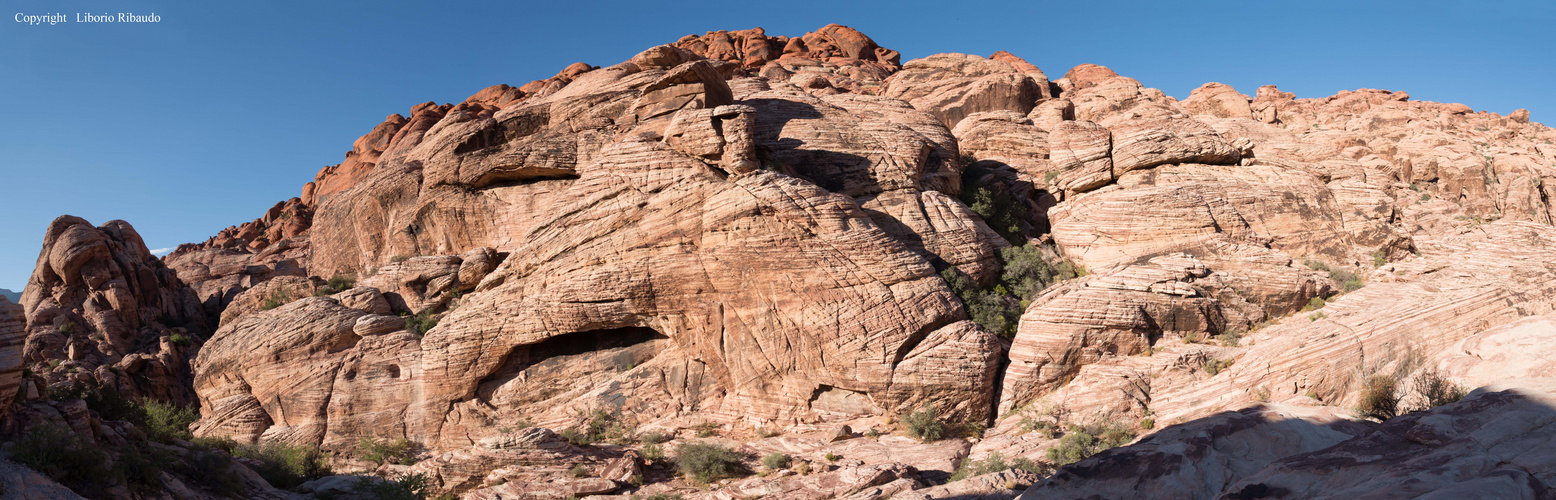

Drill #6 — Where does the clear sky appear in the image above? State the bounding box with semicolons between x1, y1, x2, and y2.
2;0;1552;291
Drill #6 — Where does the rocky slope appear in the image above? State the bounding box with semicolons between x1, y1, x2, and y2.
2;23;1555;500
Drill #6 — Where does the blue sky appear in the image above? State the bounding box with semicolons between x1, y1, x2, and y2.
1;0;1552;291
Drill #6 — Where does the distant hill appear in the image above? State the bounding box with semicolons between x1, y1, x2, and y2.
0;288;18;303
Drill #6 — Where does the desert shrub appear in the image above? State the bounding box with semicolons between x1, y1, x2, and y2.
754;425;779;438
116;440;176;492
183;449;245;497
1045;422;1134;466
315;274;356;296
360;437;418;466
941;267;1021;338
902;406;946;443
674;442;745;484
641;443;666;463
635;494;685;500
230;441;332;489
960;163;1029;245
10;424;114;494
1203;358;1233;376
48;380;141;422
762;452;791;470
1216;329;1243;347
639;431;670;445
354;473;435;500
1411;368;1468;411
1140;417;1155;430
693;422;719;438
586;409;636;444
1358;374;1401;421
949;452;1052;482
942;245;1083;338
261;285;297;310
1372;251;1387;267
391;255;411;263
570;464;589;477
141;400;199;443
405;310;439;336
1302;296;1326;311
825;452;841;462
560;427;590;446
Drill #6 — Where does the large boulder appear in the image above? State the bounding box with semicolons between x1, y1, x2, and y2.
1020;404;1373;499
884;53;1046;128
19;216;210;404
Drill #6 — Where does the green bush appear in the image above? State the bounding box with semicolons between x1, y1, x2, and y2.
169;333;192;346
641;443;666;463
941;244;1083;338
10;424;114;494
115;440;175;492
999;244;1079;300
673;442;745;484
315;274;356;296
902;406;946;443
183;449;245;497
60;322;76;334
570;464;589;477
1357;374;1401;421
353;473;435;500
761;452;791;471
959;163;1030;245
948;452;1051;482
230;441;332;489
1044;423;1135;466
406;310;439;336
694;422;719;438
586;409;636;444
1203;358;1233;376
360;437;419;466
141;400;199;443
560;427;590;446
261;285;297;310
1411;368;1468;410
47;380;140;422
639;431;671;445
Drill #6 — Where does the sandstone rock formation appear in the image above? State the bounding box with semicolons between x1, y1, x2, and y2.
0;296;24;423
883;53;1047;128
18;216;210;404
191;33;1007;464
21;23;1544;500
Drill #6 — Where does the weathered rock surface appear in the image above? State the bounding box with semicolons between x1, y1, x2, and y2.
17;216;210;404
1218;380;1556;499
1181;82;1253;119
166;234;309;321
884;53;1046;128
1021;404;1372;499
0;297;24;423
193;35;1005;459
140;23;1556;500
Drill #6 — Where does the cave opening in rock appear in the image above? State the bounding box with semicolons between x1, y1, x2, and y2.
475;326;669;405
